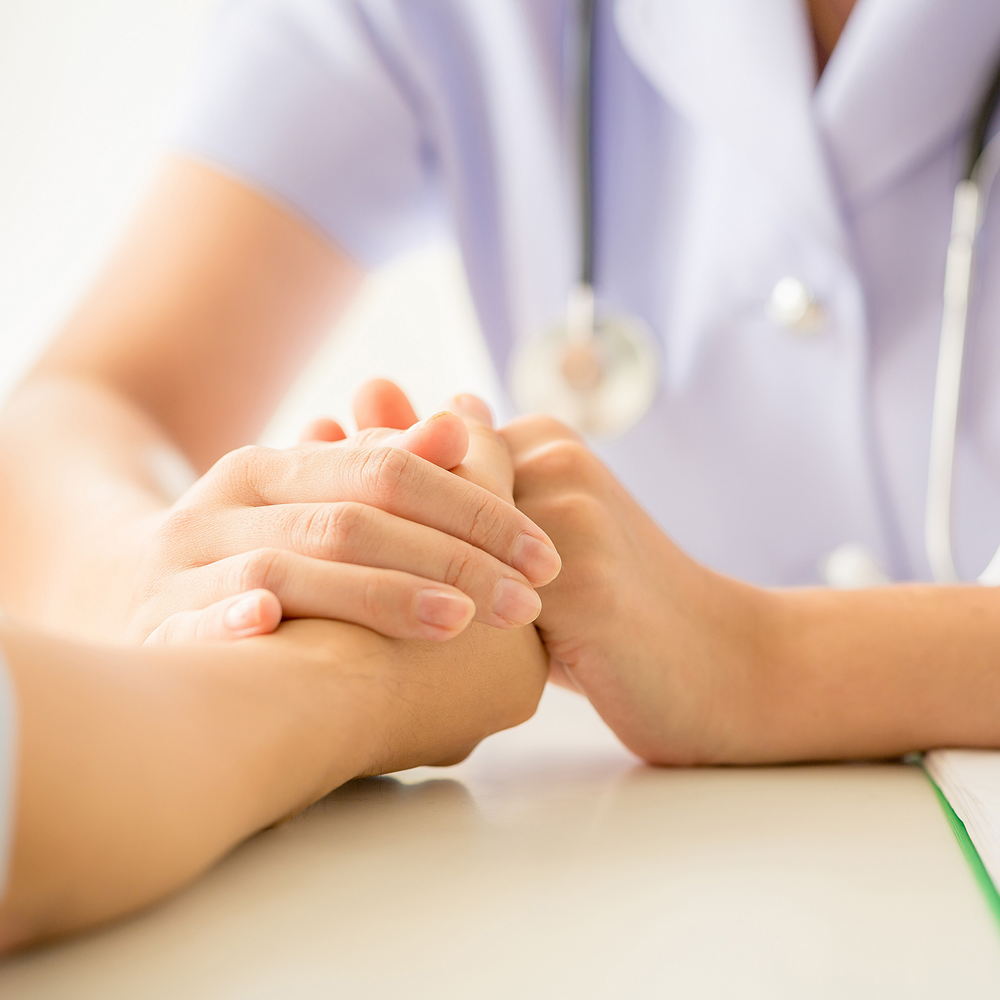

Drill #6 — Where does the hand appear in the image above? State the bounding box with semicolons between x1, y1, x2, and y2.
224;390;549;776
127;383;560;644
502;418;773;765
262;612;548;778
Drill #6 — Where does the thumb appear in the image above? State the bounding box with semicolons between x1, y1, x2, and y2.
448;394;515;501
354;378;420;431
356;411;470;470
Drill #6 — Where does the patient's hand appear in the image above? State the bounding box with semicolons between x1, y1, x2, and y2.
135;380;560;645
267;613;548;777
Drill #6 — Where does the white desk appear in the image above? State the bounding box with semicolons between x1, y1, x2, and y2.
3;688;1000;998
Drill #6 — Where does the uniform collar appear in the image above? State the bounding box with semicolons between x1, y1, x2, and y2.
817;0;1000;203
614;0;1000;241
614;0;846;254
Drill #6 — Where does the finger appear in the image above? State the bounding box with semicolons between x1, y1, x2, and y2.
334;417;469;470
383;412;469;470
451;393;494;428
203;445;561;585
500;415;583;460
218;503;542;628
162;551;479;641
144;589;282;645
298;418;347;444
353;378;420;431
449;394;515;502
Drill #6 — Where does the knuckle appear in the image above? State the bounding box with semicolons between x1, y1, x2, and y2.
326;501;368;546
464;489;505;551
522;439;596;485
442;544;479;592
150;505;207;568
235;547;284;593
156;504;200;543
297;502;366;560
213;444;260;479
358;570;389;623
533;490;603;534
355;446;411;508
506;415;580;444
212;445;272;502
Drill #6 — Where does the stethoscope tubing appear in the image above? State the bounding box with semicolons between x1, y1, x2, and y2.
565;2;1000;583
926;69;1000;584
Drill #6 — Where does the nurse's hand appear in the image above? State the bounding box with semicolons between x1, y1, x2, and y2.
502;417;775;766
127;389;560;644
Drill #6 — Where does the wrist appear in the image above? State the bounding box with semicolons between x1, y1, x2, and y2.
695;573;791;765
183;623;386;829
734;586;845;763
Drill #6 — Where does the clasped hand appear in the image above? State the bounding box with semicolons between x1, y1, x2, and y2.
142;379;770;769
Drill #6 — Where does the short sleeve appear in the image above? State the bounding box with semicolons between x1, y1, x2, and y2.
172;0;444;265
0;653;15;898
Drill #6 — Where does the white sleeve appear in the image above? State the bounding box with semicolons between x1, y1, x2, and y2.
171;0;444;266
0;652;15;898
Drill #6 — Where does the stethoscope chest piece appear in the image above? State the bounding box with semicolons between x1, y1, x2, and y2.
510;295;659;437
507;1;658;439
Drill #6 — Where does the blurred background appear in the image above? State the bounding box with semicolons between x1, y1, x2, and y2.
0;0;498;443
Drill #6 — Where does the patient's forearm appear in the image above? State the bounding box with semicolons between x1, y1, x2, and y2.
0;616;545;950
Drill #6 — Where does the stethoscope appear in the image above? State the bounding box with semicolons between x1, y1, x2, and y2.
511;0;1000;587
828;53;1000;588
510;0;659;439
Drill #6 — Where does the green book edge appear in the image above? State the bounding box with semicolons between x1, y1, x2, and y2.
922;764;1000;931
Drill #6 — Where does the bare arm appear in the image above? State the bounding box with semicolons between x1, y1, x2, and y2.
753;584;1000;761
0;157;361;634
0;159;558;643
0;615;547;951
502;417;1000;766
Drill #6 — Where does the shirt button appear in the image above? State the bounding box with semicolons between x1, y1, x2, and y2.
767;276;825;333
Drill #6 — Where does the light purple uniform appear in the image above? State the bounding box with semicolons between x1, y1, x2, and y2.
174;0;1000;586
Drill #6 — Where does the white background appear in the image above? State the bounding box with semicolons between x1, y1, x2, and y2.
0;0;496;443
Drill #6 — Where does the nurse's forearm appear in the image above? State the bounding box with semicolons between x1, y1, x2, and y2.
0;374;188;636
754;585;1000;760
0;158;363;640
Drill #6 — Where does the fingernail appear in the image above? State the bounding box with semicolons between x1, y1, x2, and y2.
224;593;262;632
416;589;474;631
450;394;494;427
491;578;542;626
512;532;562;584
398;412;454;441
